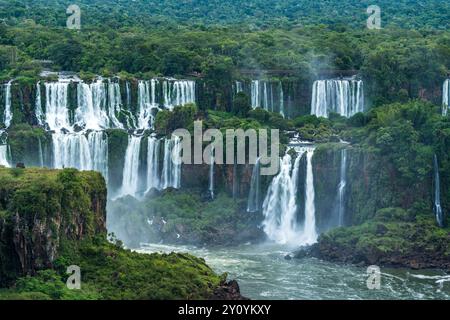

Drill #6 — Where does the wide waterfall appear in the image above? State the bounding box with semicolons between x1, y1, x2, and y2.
311;79;364;118
262;151;303;245
121;135;143;197
337;148;347;227
433;155;445;227
443;79;449;116
160;136;182;190
247;158;261;212
44;81;71;131
146;137;161;192
3;81;12;128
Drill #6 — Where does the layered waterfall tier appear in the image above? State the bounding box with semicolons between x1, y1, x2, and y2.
336;148;347;227
311;79;364;118
262;146;317;246
443;79;449;116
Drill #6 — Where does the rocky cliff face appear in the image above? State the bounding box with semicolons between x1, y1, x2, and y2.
0;167;106;285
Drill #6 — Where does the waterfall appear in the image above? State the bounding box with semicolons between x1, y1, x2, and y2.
53;132;92;170
3;81;12;128
38;137;44;167
251;80;260;109
337;149;347;227
121;135;142;197
88;131;109;180
236;81;243;93
262;152;303;245
35;82;44;126
161;136;182;189
163;80;196;110
279;82;285;117
44;82;71;131
247;158;261;212
107;79;123;129
443;79;450;116
76;80;110;130
146;137;160;192
433;155;445;227
0;143;9;167
137;80;159;129
311;79;364;118
209;146;215;199
302;149;318;244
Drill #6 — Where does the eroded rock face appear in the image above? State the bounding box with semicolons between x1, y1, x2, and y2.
211;280;249;300
0;168;107;285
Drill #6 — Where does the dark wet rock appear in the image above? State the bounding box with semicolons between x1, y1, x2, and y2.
211;280;249;300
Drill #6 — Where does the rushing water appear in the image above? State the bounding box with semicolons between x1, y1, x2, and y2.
443;79;450;116
138;242;450;300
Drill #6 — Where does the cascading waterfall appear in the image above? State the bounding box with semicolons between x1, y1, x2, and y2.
311;79;364;118
53;132;92;170
161;136;182;190
76;80;110;130
443;79;449;116
88;131;109;180
262;152;303;245
3;81;12;128
146;137;160;192
120;135;142;197
0;143;9;167
107;79;124;129
337;149;347;227
247;158;261;212
137;80;159;129
236;81;243;93
209;146;215;199
433;155;445;227
44;81;71;131
38;137;44;167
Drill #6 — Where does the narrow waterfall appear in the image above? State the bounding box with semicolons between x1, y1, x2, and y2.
443;79;450;116
250;80;284;114
337;149;347;227
161;136;182;189
247;158;261;212
262;152;303;245
311;79;364;118
251;80;260;109
146;137;160;192
3;81;12;128
38;137;44;167
163;80;195;110
235;81;243;93
209;146;215;199
35;82;44;126
302;149;318;244
121;135;142;197
279;82;285;117
433;155;445;227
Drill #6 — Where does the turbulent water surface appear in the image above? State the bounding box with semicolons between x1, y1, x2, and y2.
138;243;450;300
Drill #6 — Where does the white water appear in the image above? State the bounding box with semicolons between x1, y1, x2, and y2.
262;152;303;245
337;148;347;227
0;144;9;167
137;80;159;129
161;136;182;189
35;82;44;126
302;149;318;244
146;137;161;192
120;135;142;197
3;81;13;128
247;158;261;212
250;80;284;114
163;80;196;110
311;79;364;118
44;82;71;131
443;79;449;116
433;155;444;227
209;146;215;199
